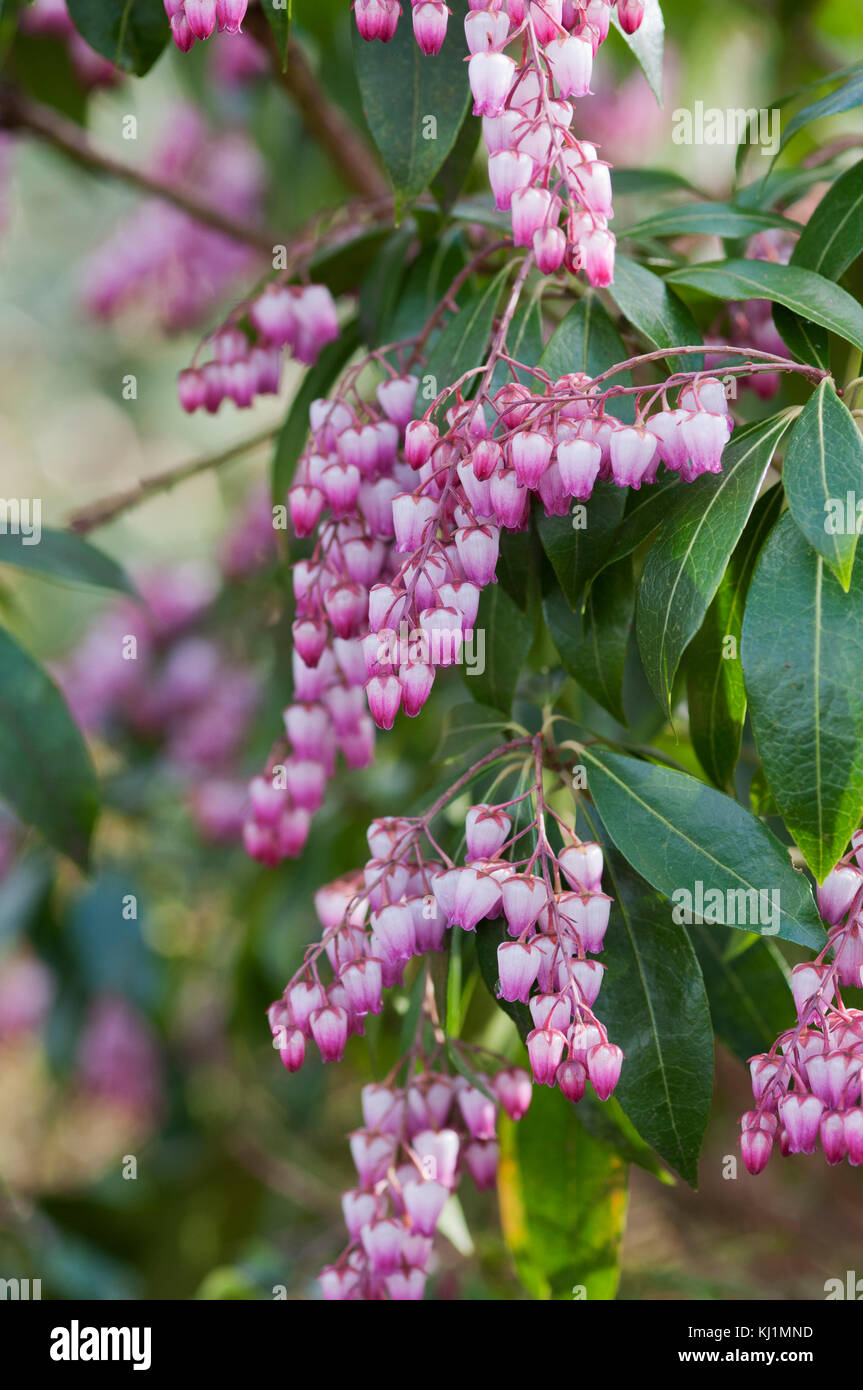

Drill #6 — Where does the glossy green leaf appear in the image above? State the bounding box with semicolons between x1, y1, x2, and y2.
623;203;794;242
585;471;681;595
544;561;633;724
465;583;533;713
741;512;863;881
425;266;509;406
0;626;99;870
65;0;168;75
782;379;863;590
636;414;791;712
609;255;702;372
686;486;784;789
591;834;713;1185
777;66;863;160
352;0;470;210
666;259;863;352
772;305;831;372
691;925;792;1065
579;746;826;949
610;0;664;104
539;294;635;417
790;157;863;281
261;0;291;67
0;529;136;596
497;1085;628;1300
538;486;627;610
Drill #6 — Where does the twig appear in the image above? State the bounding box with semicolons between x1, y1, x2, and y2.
0;87;278;256
66;426;277;534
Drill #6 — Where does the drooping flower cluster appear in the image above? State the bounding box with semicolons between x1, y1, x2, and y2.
245;346;734;864
317;1062;531;1299
178;283;339;415
355;0;648;286
165;0;248;51
81;106;265;333
266;735;621;1296
740;832;863;1173
20;0;122;89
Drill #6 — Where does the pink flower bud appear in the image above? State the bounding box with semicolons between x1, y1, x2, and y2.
454;523;500;585
680;410;731;477
393;492;439;552
464;7;510;52
354;0;401;42
342;1188;380;1241
185;0;217;41
740;1125;773;1174
412;0;449;54
510;429;553;488
216;0;248;33
817;864;863;925
288;484;325;538
170;14;197;50
319;1265;360;1300
556;1058;587;1103
609;425;659;489
526;1026;567;1085
791;962;834;1024
581;227;616;287
466;804;512;859
530;991;571;1031
488;150;534;211
498;940;542;1003
341;958;384;1016
501;873;547;935
361;1217;404;1275
489;468;529;529
412;1128;460;1187
404;418;438;468
377;374;419;429
778;1092;825;1154
843;1107;863;1164
400;661;435;717
324;581;367;638
494;1066;533;1120
457;1084;497;1140
178;367;206;412
278;1028;306;1072
284;702;330;756
468;51;516;118
587;1041;624;1100
310;1003;349;1061
450;866;503;930
366;674;403;730
403;1178;449;1235
464;1138;499;1189
617;0;644;35
533;224;567;275
511;187;556;247
558;842;604;893
546;34;593;98
556;437;601;498
350;1129;397;1185
647;408;688;471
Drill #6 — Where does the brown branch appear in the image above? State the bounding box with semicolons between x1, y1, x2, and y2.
0;87;279;256
245;7;390;201
66;427;277;535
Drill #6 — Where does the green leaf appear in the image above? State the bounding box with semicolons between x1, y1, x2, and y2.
771;305;831;372
261;0;291;68
579;745;826;949
609;255;702;372
0;626;99;869
741;511;863;881
590;833;713;1186
612;167;696;197
544;561;633;725
358;226;415;347
271;318;361;501
539;294;635;416
425;266;509;407
636;413;792;712
584;471;681;595
430;105;480;214
497;1086;628;1300
351;0;471;211
790;156;863;281
623;203;794;242
465;583;533;713
538;486;627;610
610;0;664;104
666;259;863;352
691;925;791;1065
0;529;136;596
686;486;784;789
65;0;168;75
776;66;863;161
782;379;863;590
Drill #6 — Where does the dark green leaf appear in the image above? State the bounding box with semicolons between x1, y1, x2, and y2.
465;583;533;713
609;255;702;372
592;835;713;1185
538;485;627;609
539;294;635;416
261;0;291;68
271;318;361;501
358;226;415;347
579;745;826;949
777;67;863;160
790;156;863;281
782;379;863;590
741;511;863;881
352;0;471;210
636;414;791;712
498;1085;628;1300
666;259;863;352
0;626;99;869
691;925;791;1065
430;104;480;214
544;562;633;724
65;0;168;75
686;486;784;789
0;529;136;596
585;471;680;594
623;203;794;242
425;266;509;406
772;305;831;372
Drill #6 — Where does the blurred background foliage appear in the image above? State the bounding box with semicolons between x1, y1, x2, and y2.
1;0;863;1299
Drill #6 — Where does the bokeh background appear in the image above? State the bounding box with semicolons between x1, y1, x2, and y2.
1;0;863;1299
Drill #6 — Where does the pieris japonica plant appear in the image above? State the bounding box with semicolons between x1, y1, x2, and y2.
2;0;863;1303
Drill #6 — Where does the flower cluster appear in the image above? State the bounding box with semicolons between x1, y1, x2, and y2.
20;0;122;89
245;346;733;864
81;106;265;333
740;832;863;1173
355;0;647;286
318;1063;531;1299
178;283;339;415
165;0;248;51
265;734;621;1296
